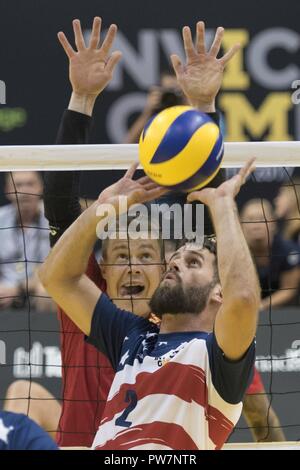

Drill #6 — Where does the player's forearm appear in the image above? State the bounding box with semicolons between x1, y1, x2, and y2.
40;201;100;287
44;107;94;247
68;92;97;116
210;196;260;307
261;290;295;310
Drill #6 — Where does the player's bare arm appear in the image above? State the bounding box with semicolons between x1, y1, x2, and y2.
58;16;122;116
39;164;167;335
188;159;261;360
170;21;240;112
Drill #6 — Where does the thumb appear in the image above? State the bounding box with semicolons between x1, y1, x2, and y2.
170;54;183;78
187;190;205;203
106;50;122;75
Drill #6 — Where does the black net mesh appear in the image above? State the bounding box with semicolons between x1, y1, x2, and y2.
0;168;300;446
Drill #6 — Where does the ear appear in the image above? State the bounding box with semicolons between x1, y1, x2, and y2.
211;283;222;305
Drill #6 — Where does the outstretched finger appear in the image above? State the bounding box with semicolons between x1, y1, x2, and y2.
209;26;224;58
196;21;206;55
136;175;152;185
105;50;122;75
100;24;118;58
143;186;169;202
182;26;197;60
219;43;240;66
238;158;256;184
73;19;86;51
57;32;76;58
125;161;139;179
143;181;161;191
170;54;183;78
88;16;102;49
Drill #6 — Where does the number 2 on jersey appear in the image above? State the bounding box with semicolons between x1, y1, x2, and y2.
115;390;138;428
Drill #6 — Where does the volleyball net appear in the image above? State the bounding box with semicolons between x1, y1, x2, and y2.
0;142;300;447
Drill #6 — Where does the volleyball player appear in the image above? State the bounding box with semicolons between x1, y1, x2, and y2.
40;156;260;450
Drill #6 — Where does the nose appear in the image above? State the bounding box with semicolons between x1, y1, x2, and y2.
128;256;142;274
168;258;180;272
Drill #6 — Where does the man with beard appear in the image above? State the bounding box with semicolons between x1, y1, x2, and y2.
40;154;260;449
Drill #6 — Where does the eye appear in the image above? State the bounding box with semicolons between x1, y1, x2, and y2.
141;252;152;262
117;253;129;262
188;257;200;267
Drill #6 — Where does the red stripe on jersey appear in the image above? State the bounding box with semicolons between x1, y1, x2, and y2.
206;405;234;449
101;361;234;448
95;421;199;450
101;362;206;425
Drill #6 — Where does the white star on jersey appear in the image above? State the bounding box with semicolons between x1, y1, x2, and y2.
120;350;130;366
145;333;156;339
0;419;13;444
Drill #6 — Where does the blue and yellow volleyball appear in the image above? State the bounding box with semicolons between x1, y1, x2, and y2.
139;106;224;191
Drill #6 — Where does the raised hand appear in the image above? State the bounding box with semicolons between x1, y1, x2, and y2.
98;163;168;212
187;158;256;207
171;21;240;110
58;17;122;98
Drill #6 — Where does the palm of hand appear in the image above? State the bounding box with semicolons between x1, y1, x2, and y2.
180;58;223;102
100;178;145;208
97;163;167;213
197;177;239;205
70;52;109;95
187;159;256;206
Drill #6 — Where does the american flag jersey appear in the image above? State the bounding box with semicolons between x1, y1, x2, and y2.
87;294;255;450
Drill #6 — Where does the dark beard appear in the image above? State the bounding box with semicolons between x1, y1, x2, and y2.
149;277;214;318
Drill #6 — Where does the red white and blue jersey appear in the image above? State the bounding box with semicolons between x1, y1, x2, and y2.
87;294;255;450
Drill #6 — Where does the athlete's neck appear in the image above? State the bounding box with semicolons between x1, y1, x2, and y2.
159;310;213;334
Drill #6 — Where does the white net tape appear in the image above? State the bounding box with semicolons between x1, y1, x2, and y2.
0;141;299;171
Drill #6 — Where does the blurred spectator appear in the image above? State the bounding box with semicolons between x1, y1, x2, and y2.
0;172;52;311
241;198;300;310
274;178;300;244
123;71;187;144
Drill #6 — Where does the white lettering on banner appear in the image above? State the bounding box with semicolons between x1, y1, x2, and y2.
84;27;300;143
247;29;300;89
13;342;61;378
256;347;300;372
291;79;300;105
0;340;5;365
0;80;6;104
44;347;62;378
